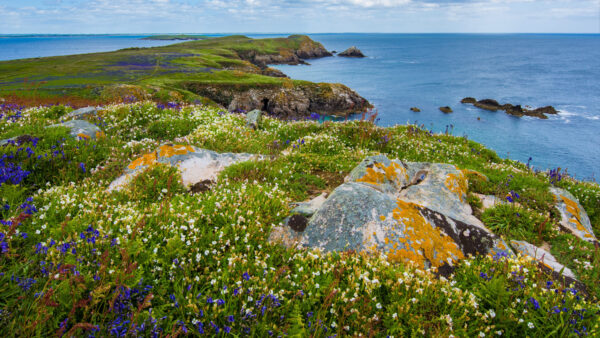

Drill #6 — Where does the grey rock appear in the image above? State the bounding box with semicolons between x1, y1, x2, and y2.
345;155;409;194
511;240;576;278
291;192;328;217
67;106;97;119
109;145;260;191
550;187;597;243
46;120;104;140
246;109;262;129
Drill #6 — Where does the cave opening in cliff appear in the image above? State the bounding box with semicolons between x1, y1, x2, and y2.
261;98;269;112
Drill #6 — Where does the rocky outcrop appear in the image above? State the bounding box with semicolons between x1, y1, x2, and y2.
550;187;598;244
182;82;372;119
463;97;559;119
109;145;260;191
410;107;421;112
439;106;453;113
270;155;513;274
46;120;105;140
236;35;332;68
338;46;366;58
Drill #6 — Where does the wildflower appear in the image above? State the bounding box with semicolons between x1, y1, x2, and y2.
527;322;535;329
79;162;86;173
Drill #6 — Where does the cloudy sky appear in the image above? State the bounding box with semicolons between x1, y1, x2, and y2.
0;0;598;34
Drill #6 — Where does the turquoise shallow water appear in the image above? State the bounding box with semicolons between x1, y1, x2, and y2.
1;34;599;179
270;34;600;180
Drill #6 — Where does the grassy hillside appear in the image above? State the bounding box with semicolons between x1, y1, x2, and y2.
0;35;327;106
1;102;599;336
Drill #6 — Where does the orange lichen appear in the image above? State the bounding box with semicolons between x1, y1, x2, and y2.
357;162;408;187
76;133;90;140
560;195;593;238
95;131;106;139
379;215;386;221
128;152;158;170
385;199;464;268
461;169;488;181
158;144;194;158
444;172;468;202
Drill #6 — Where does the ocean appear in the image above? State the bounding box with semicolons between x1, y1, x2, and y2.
1;33;599;179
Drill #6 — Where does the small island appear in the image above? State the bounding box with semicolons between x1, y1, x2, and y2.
141;34;209;40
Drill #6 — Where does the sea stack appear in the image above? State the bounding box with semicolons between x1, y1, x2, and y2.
338;46;366;57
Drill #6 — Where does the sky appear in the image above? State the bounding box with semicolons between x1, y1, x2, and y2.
0;0;598;34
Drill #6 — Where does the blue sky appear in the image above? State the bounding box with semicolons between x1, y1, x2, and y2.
0;0;598;33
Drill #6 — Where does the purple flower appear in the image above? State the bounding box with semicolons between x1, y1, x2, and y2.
79;162;86;173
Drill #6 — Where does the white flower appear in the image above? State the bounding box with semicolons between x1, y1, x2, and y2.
479;332;485;337
376;303;382;309
392;313;397;319
489;309;496;318
496;331;503;336
331;321;337;328
527;322;534;329
315;283;320;289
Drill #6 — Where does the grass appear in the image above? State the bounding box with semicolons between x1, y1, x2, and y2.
0;102;599;336
0;35;329;106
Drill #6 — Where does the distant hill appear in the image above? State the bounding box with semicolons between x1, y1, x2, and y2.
141;34;209;40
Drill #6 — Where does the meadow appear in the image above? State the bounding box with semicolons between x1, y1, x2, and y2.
1;100;599;336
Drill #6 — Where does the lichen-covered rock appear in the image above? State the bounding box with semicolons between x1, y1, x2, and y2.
550;187;597;243
246;109;262;129
345;155;409;194
270;181;512;272
270;156;514;273
511;240;576;279
67;106;97;119
46;120;105;140
109;145;260;191
401;162;486;229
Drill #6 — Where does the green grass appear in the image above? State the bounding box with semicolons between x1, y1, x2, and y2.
1;102;599;336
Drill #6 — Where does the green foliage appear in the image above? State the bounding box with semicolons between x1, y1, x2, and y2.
119;164;186;204
481;204;551;245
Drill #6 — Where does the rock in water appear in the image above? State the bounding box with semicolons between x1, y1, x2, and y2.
270;155;513;273
474;99;501;111
410;107;421;112
46;120;105;140
67;106;97;119
109;145;260;191
550;187;598;244
461;97;477;104
338;46;366;57
246;109;262;129
439;106;453;113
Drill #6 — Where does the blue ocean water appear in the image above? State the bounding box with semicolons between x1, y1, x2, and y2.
0;35;178;61
271;34;600;180
0;34;598;179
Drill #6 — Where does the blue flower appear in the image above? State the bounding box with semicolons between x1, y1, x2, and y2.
79;162;86;173
242;272;250;281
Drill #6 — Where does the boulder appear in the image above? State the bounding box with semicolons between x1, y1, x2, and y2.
270;155;514;273
109;145;260;191
290;192;328;217
46;120;105;140
345;155;410;195
246;109;262;129
550;187;597;244
66;106;97;119
460;97;477;104
410;107;421;112
439;106;453;113
511;240;576;279
338;46;366;58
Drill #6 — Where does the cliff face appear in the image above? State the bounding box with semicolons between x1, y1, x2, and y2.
236;35;333;68
181;82;372;119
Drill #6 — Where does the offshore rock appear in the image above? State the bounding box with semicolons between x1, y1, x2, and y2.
46;120;105;140
465;97;559;119
439;106;453;113
410;107;421;112
109;145;260;191
550;187;598;244
338;46;366;58
270;155;513;273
